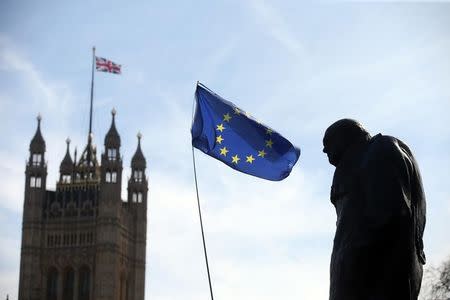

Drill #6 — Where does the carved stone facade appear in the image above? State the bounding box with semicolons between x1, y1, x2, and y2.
18;111;148;300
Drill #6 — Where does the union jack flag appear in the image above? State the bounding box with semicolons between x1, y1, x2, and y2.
95;56;121;74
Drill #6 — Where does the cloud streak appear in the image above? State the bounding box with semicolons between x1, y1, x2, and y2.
247;0;305;58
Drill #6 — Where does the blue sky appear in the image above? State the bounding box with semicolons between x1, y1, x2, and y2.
1;1;449;299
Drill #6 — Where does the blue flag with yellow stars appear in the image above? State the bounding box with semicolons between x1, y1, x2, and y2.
191;82;301;181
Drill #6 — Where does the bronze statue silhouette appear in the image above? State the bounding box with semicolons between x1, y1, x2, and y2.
323;119;426;300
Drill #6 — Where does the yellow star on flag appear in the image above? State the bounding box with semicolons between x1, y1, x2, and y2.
265;139;274;148
233;107;241;115
266;128;273;135
220;147;229;156
216;135;224;144
258;149;267;158
223;113;232;122
246;155;255;164
216;123;225;132
231;154;240;164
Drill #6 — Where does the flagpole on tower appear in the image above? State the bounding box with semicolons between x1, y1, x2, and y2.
89;46;96;138
191;81;215;300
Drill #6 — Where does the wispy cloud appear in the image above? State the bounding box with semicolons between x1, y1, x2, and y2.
246;0;305;57
0;35;82;211
0;35;74;115
198;37;239;82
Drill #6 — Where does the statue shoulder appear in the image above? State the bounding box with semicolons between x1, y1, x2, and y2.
362;134;415;178
368;134;410;158
369;133;398;147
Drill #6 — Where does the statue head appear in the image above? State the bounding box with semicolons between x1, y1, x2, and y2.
323;119;371;166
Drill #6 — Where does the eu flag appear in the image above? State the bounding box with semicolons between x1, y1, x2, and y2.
191;83;300;181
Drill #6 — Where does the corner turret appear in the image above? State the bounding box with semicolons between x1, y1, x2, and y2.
26;114;47;190
59;138;73;183
101;109;123;187
104;108;121;149
29;114;46;154
131;132;146;170
127;132;148;295
128;132;148;204
20;114;48;300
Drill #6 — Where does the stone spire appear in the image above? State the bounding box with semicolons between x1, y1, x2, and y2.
104;108;121;148
131;132;146;169
60;138;74;174
30;114;46;153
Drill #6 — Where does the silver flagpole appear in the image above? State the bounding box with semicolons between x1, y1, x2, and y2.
89;46;95;137
191;81;215;300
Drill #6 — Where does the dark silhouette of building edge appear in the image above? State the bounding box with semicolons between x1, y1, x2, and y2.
18;110;148;300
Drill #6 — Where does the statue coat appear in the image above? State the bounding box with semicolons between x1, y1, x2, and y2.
329;134;426;300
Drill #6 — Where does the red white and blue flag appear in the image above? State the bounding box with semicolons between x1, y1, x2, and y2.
95;56;121;74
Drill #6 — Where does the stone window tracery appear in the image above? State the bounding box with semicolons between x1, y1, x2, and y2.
133;170;143;182
30;176;42;188
108;148;117;161
32;153;42;166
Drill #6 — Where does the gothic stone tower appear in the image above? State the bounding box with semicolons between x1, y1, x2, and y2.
18;110;148;300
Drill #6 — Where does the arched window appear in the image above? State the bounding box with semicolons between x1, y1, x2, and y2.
105;171;117;183
133;170;143;182
78;266;90;300
132;192;137;203
63;267;75;300
108;148;117;160
111;171;117;183
46;267;58;300
137;192;143;203
62;175;71;183
30;176;42;188
32;153;42;166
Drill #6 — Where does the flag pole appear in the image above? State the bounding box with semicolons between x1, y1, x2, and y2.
88;46;96;137
191;81;215;300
